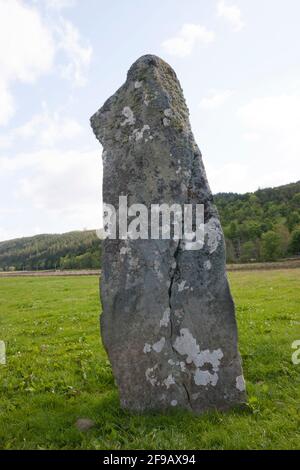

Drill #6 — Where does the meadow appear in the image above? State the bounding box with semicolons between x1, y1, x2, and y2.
0;270;299;450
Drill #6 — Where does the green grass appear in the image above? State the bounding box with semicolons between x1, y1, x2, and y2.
0;270;299;450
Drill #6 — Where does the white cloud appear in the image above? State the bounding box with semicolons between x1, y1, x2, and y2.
0;107;83;147
236;93;300;189
57;19;93;86
242;132;260;142
0;0;92;127
0;0;55;125
162;23;215;58
238;94;300;136
206;162;249;193
217;1;244;32
1;147;102;231
46;0;76;9
0;0;55;83
199;89;234;110
0;133;13;149
0;81;14;126
0;227;24;242
17;148;100;208
17;109;83;146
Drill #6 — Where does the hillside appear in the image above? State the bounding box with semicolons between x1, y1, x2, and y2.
215;180;300;262
0;230;101;272
1;181;300;271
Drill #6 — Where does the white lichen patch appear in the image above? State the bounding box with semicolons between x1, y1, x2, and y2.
102;150;108;164
143;343;152;354
145;365;159;386
164;108;173;118
181;182;187;193
160;308;170;327
154;259;164;281
197;349;224;371
121;106;136;126
171;400;178;407
120;245;131;256
173;328;200;364
143;91;150;106
205;217;223;254
173;328;224;387
134;80;142;89
144;337;166;354
167;358;186;373
178;280;189;292
204;260;212;270
194;369;219;387
152;337;166;353
183;169;191;178
163;109;173;126
236;375;246;392
163;374;175;389
174;309;184;319
131;124;151;142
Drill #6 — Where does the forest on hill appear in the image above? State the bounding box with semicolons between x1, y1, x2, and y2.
0;181;300;271
0;230;101;272
215;180;300;263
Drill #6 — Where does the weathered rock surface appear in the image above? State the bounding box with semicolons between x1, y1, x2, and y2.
75;418;95;432
91;55;246;413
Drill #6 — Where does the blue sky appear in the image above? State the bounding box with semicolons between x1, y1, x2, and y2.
1;0;300;241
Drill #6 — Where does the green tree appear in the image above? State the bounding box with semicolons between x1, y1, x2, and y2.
240;241;257;262
289;229;300;255
225;239;236;263
275;224;290;258
287;211;300;232
261;231;281;261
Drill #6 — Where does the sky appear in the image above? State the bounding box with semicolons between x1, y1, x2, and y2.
0;0;300;241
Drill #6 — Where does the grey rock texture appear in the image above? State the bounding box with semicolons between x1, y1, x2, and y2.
91;54;246;413
75;418;95;432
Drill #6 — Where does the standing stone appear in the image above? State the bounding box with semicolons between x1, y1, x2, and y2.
91;55;246;413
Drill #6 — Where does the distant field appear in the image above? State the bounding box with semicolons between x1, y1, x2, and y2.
0;270;299;450
1;258;300;278
0;269;100;278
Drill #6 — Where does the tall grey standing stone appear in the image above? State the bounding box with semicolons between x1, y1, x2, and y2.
91;55;246;413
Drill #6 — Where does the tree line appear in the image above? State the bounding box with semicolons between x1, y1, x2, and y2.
0;181;299;271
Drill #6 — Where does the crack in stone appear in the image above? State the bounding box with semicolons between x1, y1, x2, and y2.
182;382;192;405
167;239;192;410
164;147;197;410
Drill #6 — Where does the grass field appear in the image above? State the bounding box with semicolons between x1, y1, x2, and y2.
0;270;299;450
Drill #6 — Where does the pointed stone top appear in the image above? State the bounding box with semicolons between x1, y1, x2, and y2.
126;54;178;80
90;54;191;146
